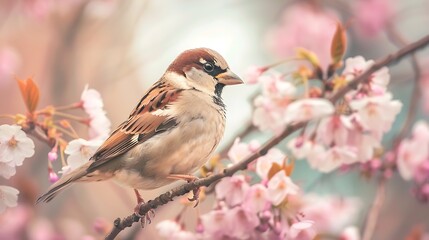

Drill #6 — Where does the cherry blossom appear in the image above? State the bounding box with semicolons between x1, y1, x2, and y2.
0;162;16;179
228;138;260;164
340;226;361;240
307;146;357;173
245;65;266;84
0;185;19;214
346;129;381;162
156;220;197;240
301;194;361;233
267;171;299;205
343;56;390;93
242;184;269;213
0;125;35;166
199;208;232;238
256;148;285;179
397;121;429;180
226;206;260;239
289;220;315;239
253;72;296;133
80;85;111;140
253;96;286;133
260;73;296;100
316;115;352;147
64;138;103;170
349;93;402;134
284;98;335;125
287;136;315;160
267;3;339;69
215;175;250;207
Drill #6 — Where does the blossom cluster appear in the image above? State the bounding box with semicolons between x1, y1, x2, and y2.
397;121;429;201
250;56;402;174
0;82;109;213
156;140;362;239
0;125;34;213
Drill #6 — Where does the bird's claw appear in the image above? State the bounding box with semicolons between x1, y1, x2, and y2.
187;187;200;208
134;202;156;228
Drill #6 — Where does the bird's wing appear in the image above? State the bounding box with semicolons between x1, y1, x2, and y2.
87;81;182;171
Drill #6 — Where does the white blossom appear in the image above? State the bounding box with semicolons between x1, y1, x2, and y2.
0;124;34;167
65;138;102;170
0;185;19;214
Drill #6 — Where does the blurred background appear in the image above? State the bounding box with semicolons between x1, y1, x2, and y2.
0;0;428;239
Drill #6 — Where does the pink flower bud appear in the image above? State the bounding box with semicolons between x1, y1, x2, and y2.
48;151;58;162
49;171;59;183
370;158;382;170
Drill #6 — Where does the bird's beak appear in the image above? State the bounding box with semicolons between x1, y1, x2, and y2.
216;69;243;85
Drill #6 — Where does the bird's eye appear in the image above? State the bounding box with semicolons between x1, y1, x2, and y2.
203;63;214;72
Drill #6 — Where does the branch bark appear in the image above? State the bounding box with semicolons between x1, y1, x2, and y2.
105;34;429;240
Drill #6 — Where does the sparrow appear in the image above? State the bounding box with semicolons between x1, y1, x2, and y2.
37;48;243;209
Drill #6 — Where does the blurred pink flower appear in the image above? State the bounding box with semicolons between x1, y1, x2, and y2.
0;47;20;85
354;0;395;37
256;148;285;179
215;175;250;207
80;85;111;140
156;220;198;240
22;0;53;20
349;93;402;135
289;220;315;239
0;205;31;239
0;124;35;167
228;138;260;164
226;206;260;239
200;208;232;238
340;226;361;240
242;184;269;213
0;185;19;214
397;121;429;181
301;194;361;233
267;171;299;205
267;3;339;69
284;98;335;124
307;146;357;173
64;138;102;170
245;65;267;84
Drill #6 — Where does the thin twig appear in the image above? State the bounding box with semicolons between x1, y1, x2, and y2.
104;34;429;240
362;178;386;240
386;24;422;147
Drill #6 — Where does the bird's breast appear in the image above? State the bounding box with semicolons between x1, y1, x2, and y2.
114;98;225;189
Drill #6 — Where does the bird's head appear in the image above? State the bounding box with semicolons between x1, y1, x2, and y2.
166;48;243;97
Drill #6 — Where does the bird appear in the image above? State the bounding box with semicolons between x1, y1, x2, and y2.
37;48;243;212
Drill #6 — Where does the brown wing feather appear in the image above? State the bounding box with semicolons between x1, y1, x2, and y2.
87;81;182;171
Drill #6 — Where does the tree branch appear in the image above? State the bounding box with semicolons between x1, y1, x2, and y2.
362;178;386;240
105;34;429;240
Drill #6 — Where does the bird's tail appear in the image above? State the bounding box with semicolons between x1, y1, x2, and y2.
36;162;92;203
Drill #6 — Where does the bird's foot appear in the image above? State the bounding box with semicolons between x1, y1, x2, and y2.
168;174;201;207
134;201;156;228
133;189;155;228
